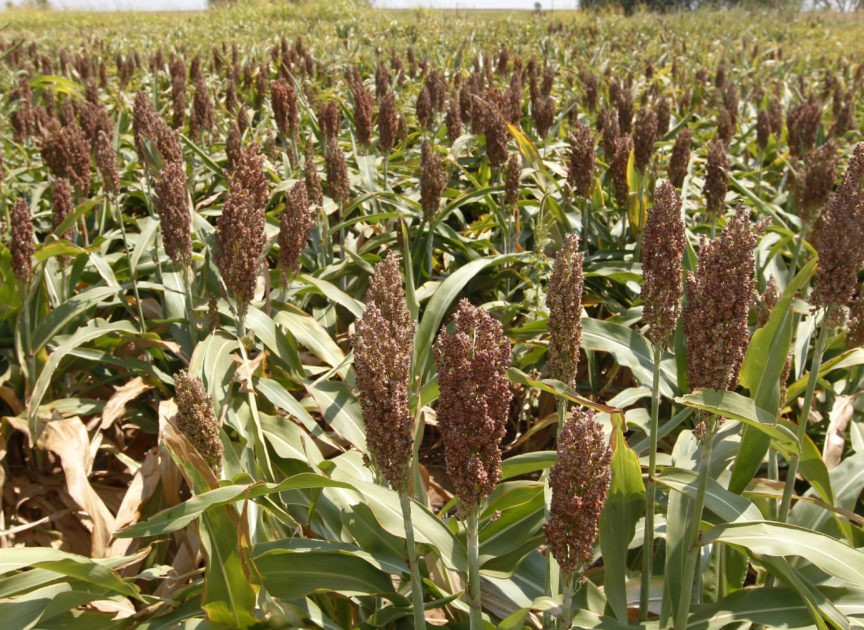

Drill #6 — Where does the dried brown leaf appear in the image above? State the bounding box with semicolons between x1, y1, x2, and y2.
101;377;152;430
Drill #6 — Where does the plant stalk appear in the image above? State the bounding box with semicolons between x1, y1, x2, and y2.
560;571;574;629
778;309;832;521
640;343;663;620
115;197;147;334
467;506;482;629
399;490;426;630
674;427;714;630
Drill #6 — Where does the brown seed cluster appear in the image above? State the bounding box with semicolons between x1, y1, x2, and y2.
378;91;398;155
52;178;74;240
154;160;192;268
546;234;584;387
504;153;521;208
215;145;268;314
420;140;446;221
324;138;350;206
611;135;631;209
170;59;186;130
812;143;864;315
684;205;761;401
795;141;839;225
633;108;658;173
567;122;595;198
668;128;692;189
190;77;214;140
435;299;512;513
643;181;685;346
172;371;223;475
11;198;34;282
94;130;119;197
40;120;91;194
445;97;462;144
787;99;821;159
278;180;313;278
271;79;298;138
544;406;611;578
304;138;324;206
352;253;416;490
352;80;374;147
703;138;729;218
482;100;509;170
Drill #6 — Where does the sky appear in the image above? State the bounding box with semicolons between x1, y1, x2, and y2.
15;0;574;12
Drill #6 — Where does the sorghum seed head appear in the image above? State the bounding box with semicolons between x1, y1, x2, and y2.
378;91;398;155
567;122;595;198
278;180;313;278
216;145;268;314
324;138;350;206
435;299;512;513
318;100;341;141
94;130;119;197
416;84;433;129
668;128;692;190
795;141;839;225
756;110;771;151
481;98;509;169
633;108;658;173
154;159;192;268
172;371;223;475
598;108;619;161
612;135;631;209
352;80;374;147
546;234;584;387
544;407;611;578
11;198;34;282
812;143;864;315
703;139;729;218
643;181;685;346
170;59;186;130
504;152;521;208
353;253;416;490
684;205;762;395
787;99;821;160
40;120;91;194
271;79;298;138
420;140;446;221
52;178;74;240
304;138;323;207
190;77;214;140
446;97;462;144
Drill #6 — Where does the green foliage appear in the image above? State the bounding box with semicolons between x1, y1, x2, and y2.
0;3;863;629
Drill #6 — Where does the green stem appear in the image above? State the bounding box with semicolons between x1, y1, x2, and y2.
399;490;427;630
467;506;482;629
674;428;714;630
561;571;574;629
640;343;663;620
778;310;832;521
114;197;147;334
544;399;568;628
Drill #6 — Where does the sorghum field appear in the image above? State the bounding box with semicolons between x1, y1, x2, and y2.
2;1;864;627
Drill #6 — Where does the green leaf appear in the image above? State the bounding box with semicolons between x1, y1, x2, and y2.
0;548;140;600
257;550;394;600
500;451;556;481
506;368;622;415
732;259;816;494
599;413;645;622
705;521;864;587
686;587;824;629
199;508;257;629
29;320;138;435
657;468;763;524
297;274;365;318
275;306;348;377
30;286;118;356
582;318;677;396
412;253;527;382
119;474;355;538
676;389;800;454
305;379;367;450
